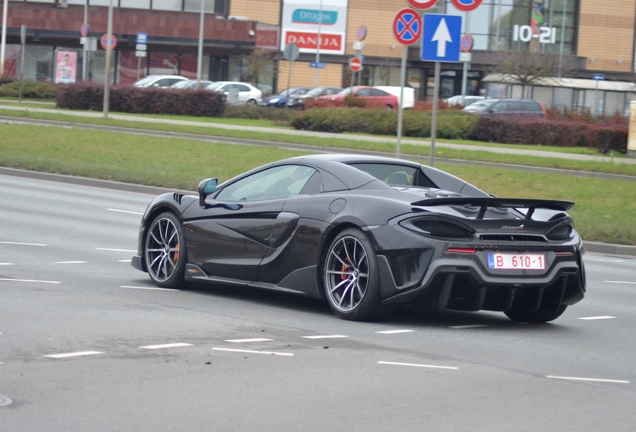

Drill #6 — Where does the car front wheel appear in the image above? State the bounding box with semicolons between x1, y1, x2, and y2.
246;99;257;105
323;228;393;321
144;212;188;289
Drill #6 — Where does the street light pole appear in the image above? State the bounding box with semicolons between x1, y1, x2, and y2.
82;0;88;81
0;0;8;78
196;0;205;89
103;0;114;119
314;0;322;87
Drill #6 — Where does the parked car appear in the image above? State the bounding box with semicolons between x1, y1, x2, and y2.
318;86;399;109
261;87;311;108
171;79;214;90
445;95;485;107
463;98;547;116
206;81;263;105
286;86;343;109
133;75;188;88
131;154;586;323
374;86;415;109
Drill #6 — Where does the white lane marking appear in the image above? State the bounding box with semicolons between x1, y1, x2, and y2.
302;335;349;339
120;285;179;292
55;261;87;264
605;281;636;285
0;278;60;284
139;343;192;350
578;316;616;321
225;338;273;343
0;241;46;246
107;208;144;215
449;325;489;329
213;348;293;357
44;351;104;359
375;330;414;335
117;259;132;263
0;263;14;266
598;259;624;262
547;376;630;384
378;361;458;370
96;248;136;252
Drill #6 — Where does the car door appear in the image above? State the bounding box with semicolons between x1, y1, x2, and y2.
182;165;316;283
235;84;251;103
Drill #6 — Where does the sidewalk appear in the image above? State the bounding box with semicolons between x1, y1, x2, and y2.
2;103;636;165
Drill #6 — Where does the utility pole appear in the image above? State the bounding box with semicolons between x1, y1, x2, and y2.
0;0;8;78
103;0;114;119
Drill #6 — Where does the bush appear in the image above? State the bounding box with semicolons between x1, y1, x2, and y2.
472;116;627;153
291;107;478;139
222;104;300;122
56;83;226;117
0;80;57;99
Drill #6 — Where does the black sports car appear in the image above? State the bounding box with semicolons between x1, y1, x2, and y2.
132;154;586;322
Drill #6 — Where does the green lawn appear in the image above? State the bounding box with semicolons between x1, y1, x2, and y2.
1;122;635;245
1;107;635;177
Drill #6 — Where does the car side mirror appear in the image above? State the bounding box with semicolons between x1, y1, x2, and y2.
198;178;218;209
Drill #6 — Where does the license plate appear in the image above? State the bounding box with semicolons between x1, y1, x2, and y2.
488;253;546;270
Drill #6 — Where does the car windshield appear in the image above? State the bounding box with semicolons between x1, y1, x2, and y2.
338;87;355;96
207;82;223;91
275;89;293;96
171;80;190;88
464;101;492;112
134;76;158;86
306;87;327;96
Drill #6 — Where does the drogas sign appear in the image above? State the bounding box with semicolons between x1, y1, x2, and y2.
292;9;339;25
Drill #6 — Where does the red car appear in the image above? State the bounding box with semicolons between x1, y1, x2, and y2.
318;86;399;109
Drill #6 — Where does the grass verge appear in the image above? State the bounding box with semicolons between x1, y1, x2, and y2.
1;123;634;245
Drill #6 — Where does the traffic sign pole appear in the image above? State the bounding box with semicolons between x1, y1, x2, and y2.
430;2;446;167
393;8;422;158
103;0;114;119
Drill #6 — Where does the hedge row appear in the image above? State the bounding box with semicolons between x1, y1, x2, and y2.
291;108;628;153
0;80;57;99
473;116;627;154
56;83;226;117
291;108;480;140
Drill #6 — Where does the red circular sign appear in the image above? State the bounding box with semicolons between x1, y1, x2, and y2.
80;23;89;37
460;34;473;52
393;8;422;46
356;25;367;41
349;57;362;72
406;0;438;9
450;0;483;12
100;34;117;50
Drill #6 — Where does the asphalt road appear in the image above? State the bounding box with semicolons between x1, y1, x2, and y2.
1;174;635;431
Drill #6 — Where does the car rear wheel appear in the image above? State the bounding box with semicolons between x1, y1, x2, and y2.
504;305;567;323
246;99;257;105
323;228;393;321
145;212;188;289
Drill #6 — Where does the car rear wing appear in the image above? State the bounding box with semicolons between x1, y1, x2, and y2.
411;197;575;220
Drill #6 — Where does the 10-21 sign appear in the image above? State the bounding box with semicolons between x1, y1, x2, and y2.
512;25;557;44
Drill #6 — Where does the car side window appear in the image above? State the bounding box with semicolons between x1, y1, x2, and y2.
154;79;169;87
370;89;389;97
236;85;250;92
525;102;542;112
506;102;523;112
216;165;316;202
491;103;506;113
356;88;372;97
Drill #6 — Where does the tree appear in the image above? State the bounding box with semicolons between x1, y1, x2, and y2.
242;48;276;87
490;50;579;98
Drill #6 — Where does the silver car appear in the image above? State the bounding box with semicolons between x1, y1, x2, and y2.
206;81;263;105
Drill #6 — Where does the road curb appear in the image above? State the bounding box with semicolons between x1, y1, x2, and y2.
2;166;635;257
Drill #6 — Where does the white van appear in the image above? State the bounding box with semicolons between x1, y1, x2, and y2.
374;86;415;109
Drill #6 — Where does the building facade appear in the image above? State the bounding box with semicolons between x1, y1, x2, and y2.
1;0;635;105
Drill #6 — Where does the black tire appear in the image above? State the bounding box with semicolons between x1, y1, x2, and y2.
144;212;188;289
386;104;394;110
246;99;257;106
504;305;567;323
322;228;393;321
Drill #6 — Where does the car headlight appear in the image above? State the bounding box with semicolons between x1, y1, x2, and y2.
269;98;280;104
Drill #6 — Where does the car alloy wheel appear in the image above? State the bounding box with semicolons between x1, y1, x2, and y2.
145;212;187;288
323;228;393;321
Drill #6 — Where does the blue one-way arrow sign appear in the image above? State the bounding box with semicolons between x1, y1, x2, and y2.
421;14;462;62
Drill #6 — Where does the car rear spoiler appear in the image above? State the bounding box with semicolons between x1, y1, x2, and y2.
411;197;575;220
